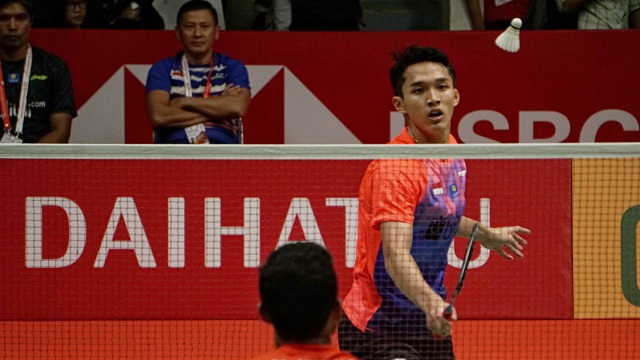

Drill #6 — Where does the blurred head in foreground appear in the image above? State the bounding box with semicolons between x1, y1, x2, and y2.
259;241;340;347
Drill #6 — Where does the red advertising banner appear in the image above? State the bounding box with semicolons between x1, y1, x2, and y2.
0;156;571;320
30;30;640;145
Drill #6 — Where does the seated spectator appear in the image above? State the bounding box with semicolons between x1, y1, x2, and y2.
554;0;639;29
145;0;250;144
84;0;164;29
252;242;357;360
0;0;77;143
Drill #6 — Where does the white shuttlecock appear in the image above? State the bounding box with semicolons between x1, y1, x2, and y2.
495;18;522;53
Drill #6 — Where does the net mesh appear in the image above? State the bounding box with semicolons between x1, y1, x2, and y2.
1;143;639;359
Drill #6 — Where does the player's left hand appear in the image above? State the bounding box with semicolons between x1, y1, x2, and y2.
480;226;530;260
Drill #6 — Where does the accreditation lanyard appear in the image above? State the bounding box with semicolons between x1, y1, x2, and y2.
0;46;32;135
181;53;214;99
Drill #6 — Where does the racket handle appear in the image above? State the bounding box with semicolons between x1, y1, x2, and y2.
443;304;453;320
432;305;454;339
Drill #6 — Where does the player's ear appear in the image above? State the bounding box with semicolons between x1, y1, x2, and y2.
453;89;460;107
393;96;406;114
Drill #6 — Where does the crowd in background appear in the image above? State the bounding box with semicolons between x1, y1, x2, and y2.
30;0;164;29
29;0;640;31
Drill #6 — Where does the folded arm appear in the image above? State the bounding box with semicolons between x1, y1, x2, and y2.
169;85;251;122
145;90;209;128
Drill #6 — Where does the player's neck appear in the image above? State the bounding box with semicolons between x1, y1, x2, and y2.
0;43;29;61
407;127;448;144
184;50;212;65
275;333;332;348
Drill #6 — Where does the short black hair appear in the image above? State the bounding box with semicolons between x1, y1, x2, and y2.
259;242;338;342
176;0;218;26
389;45;457;97
0;0;32;18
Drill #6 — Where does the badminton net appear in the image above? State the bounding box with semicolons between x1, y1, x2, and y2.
0;143;638;359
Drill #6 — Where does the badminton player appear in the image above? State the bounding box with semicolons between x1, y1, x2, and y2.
338;45;530;360
252;242;357;360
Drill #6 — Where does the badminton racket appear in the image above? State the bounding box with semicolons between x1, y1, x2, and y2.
443;222;480;320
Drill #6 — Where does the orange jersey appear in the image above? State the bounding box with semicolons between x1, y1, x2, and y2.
251;343;358;360
342;128;466;334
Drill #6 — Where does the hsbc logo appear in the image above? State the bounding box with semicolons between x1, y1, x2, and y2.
70;65;361;145
457;109;639;143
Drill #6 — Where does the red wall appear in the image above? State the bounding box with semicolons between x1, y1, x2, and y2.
31;29;640;144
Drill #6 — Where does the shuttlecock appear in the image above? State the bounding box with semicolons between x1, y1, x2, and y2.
495;18;522;53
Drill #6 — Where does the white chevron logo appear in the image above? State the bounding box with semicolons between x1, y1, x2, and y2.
70;65;362;144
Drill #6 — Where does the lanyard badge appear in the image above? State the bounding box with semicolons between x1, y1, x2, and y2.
0;131;23;143
0;46;33;142
181;53;214;144
181;53;214;99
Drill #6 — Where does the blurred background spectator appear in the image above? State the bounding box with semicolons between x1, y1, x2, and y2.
64;0;88;28
364;0;453;30
252;0;361;31
464;0;531;30
293;0;361;31
249;0;453;31
252;0;285;30
84;0;164;29
31;0;636;30
554;0;639;29
154;0;225;29
32;0;87;28
462;0;578;30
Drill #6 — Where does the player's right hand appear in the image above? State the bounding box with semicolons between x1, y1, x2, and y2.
427;301;456;338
